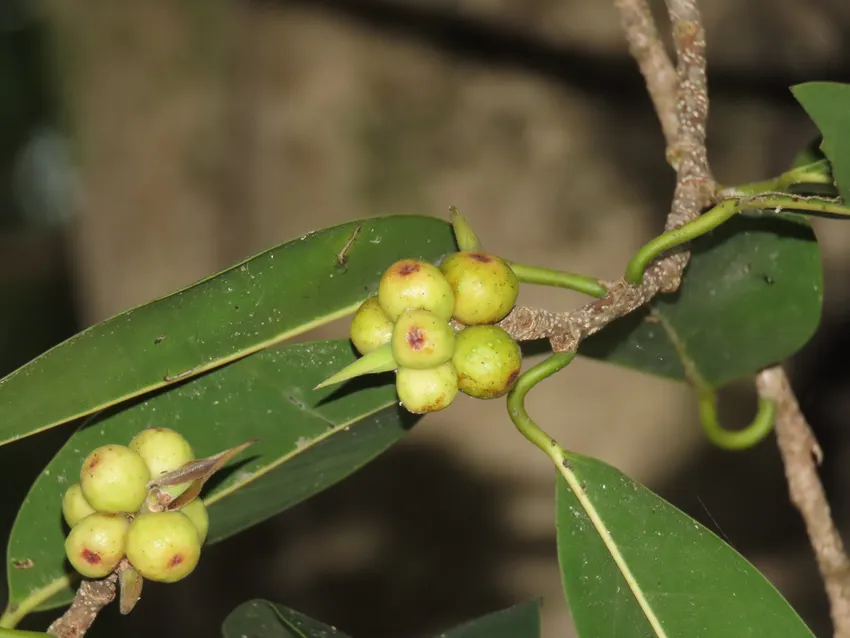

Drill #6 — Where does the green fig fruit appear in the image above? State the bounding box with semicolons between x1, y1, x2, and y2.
62;483;96;528
125;511;201;583
80;445;151;514
350;296;394;355
378;259;454;321
179;498;209;544
440;251;518;325
65;512;130;578
452;325;522;399
396;363;458;414
129;428;195;499
391;309;456;370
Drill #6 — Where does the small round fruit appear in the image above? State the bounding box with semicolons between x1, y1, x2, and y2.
378;259;454;321
130;428;195;499
179;498;209;544
126;512;201;583
62;483;96;528
391;309;456;369
396;363;458;414
350;296;394;355
439;251;518;325
452;325;522;399
65;512;130;578
80;445;152;513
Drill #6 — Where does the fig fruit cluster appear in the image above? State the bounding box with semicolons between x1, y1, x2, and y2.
63;428;207;584
350;252;522;413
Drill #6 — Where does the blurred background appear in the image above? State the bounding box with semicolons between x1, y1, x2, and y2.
2;0;850;636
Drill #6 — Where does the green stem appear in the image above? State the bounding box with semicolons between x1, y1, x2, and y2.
0;576;74;630
698;388;776;450
508;262;607;298
448;206;483;252
625;199;738;285
625;192;850;286
506;352;576;459
0;629;50;637
719;159;834;197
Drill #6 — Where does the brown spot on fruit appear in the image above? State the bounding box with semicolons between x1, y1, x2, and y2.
81;548;101;564
168;554;184;568
469;252;491;263
398;262;420;276
506;370;520;388
406;327;426;350
86;453;100;471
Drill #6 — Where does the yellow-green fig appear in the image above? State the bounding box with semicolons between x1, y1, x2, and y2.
452;325;522;399
62;483;96;528
65;512;130;578
391;309;456;370
440;251;518;325
350;296;394;355
378;259;454;321
396;363;458;414
125;511;201;583
179;498;209;544
80;445;151;514
129;428;195;499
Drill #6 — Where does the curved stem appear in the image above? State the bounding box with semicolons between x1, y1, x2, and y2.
625;198;738;285
506;352;576;458
698;388;776;451
0;576;74;629
739;193;850;219
508;262;607;298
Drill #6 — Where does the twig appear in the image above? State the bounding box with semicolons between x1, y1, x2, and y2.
47;574;117;637
756;366;850;638
498;0;713;352
613;0;678;147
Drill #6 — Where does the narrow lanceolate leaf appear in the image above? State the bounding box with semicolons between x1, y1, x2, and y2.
556;454;815;637
6;340;417;613
437;600;540;638
0;215;455;446
222;600;350;637
580;211;822;387
792;82;850;202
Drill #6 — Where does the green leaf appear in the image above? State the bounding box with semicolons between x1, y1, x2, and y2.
792;82;850;202
222;600;350;638
5;340;416;614
556;454;815;637
0;215;454;446
580;211;822;387
438;600;540;638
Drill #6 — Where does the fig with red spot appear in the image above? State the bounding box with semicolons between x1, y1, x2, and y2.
349;296;394;355
452;325;522;399
129;427;195;499
64;512;130;578
391;309;456;369
439;251;518;325
125;511;201;583
378;259;454;321
396;362;458;414
80;445;151;514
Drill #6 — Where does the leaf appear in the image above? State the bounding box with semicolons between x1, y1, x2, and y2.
580;211;822;387
0;215;455;446
437;600;540;638
792;82;850;202
556;454;815;637
222;600;350;638
5;340;416;613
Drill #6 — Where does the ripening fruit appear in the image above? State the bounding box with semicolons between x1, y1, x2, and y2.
80;445;151;514
396;363;459;414
350;296;394;355
378;259;454;322
391;309;456;369
129;428;194;499
179;498;209;544
439;251;518;325
65;512;130;578
62;483;96;528
452;326;522;399
125;512;201;583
